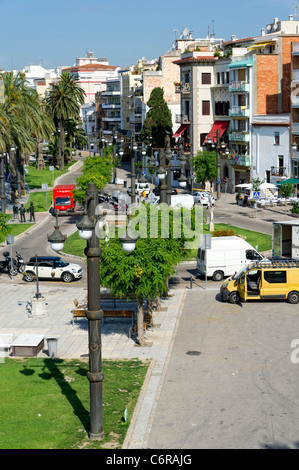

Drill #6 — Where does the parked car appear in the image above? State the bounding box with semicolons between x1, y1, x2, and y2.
193;191;215;206
23;256;83;283
153;187;178;196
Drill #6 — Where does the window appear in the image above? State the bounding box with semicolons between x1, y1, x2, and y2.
216;72;220;85
200;133;208;146
264;271;286;283
202;73;211;84
202;100;210;115
274;132;280;145
226;72;230;84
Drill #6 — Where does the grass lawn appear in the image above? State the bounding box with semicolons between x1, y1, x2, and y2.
0;357;149;449
24;191;52;212
183;223;272;260
0;223;34;244
24;162;74;190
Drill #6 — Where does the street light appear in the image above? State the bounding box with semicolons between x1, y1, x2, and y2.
0;153;6;213
47;182;137;440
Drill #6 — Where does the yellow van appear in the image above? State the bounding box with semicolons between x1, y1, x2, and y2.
220;260;299;304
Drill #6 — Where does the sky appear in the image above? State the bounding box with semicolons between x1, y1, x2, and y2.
0;0;297;71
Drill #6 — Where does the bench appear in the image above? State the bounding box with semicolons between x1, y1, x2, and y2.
72;308;136;327
0;334;13;356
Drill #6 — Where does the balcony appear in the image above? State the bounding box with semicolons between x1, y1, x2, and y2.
102;104;121;109
102;116;121;122
175;114;191;124
229;131;250;143
270;167;287;177
175;83;191;94
229;81;249;93
228;155;251;167
229;106;250;118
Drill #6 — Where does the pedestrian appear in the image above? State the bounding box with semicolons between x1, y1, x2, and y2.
13;205;19;220
27;202;35;222
19;204;26;223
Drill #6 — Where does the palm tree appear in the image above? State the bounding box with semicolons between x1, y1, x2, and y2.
0;72;55;199
45;71;86;170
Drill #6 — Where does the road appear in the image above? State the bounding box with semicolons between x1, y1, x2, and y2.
147;287;299;449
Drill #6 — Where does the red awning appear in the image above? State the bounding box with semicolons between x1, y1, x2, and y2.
204;121;229;144
173;123;189;138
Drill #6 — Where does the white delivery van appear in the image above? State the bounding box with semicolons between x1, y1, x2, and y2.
171;194;194;209
196;236;268;281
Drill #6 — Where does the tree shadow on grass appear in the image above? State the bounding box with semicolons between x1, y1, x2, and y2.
20;359;90;433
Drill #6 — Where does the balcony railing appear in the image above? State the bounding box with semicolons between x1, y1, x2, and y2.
228;155;251;167
175;83;191;94
229;106;250;117
229;81;249;93
229;131;250;142
270;167;287;177
175;114;191;124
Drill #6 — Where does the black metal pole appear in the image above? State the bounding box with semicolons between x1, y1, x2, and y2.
85;182;104;440
0;154;6;213
216;128;221;200
131;137;136;205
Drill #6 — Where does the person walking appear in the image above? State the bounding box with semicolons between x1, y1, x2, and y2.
27;202;35;222
19;204;26;223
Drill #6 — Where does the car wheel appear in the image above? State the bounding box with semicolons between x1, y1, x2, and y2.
287;291;299;304
23;271;35;282
62;272;74;283
228;292;240;304
212;270;224;281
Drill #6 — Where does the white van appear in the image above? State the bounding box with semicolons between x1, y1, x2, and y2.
171;194;194;209
196;236;268;281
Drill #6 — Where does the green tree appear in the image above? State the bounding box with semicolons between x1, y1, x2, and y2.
0;72;55;200
0;212;11;243
191;150;217;187
280;181;294;218
73;149;113;202
45;71;86;170
140;87;172;147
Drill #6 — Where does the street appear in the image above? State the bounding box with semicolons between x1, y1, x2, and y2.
146;287;299;449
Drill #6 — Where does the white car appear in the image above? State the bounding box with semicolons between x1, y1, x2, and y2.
23;256;83;283
193;191;215;206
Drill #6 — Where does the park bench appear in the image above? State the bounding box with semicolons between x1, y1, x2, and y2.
72;307;136;327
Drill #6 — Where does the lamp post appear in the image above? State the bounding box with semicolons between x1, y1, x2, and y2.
130;137;137;204
0;153;6;213
48;182;137;440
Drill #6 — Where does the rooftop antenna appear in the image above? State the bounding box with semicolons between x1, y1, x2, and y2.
174;29;178;41
294;5;299;19
207;25;210;38
211;19;215;38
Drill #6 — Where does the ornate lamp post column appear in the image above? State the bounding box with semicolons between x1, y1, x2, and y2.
0;153;6;213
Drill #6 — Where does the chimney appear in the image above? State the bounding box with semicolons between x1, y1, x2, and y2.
289;14;294;21
261;28;265;36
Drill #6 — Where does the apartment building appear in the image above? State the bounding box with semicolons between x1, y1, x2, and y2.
174;15;299;192
65;52;117;106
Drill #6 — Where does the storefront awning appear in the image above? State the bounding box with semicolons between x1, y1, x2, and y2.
173;123;189;138
247;41;275;50
204;120;229;144
277;178;299;186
